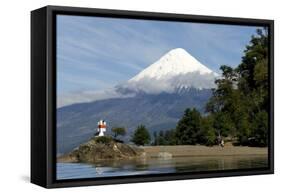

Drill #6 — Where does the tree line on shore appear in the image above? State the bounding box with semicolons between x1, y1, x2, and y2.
108;29;269;147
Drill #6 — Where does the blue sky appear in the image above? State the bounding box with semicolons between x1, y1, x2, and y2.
57;15;259;95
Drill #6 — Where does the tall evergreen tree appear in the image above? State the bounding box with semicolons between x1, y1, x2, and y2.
175;108;202;145
131;125;151;146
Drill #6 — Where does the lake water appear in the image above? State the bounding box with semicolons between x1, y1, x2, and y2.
57;155;268;180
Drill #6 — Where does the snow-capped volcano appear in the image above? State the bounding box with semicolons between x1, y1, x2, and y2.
117;48;218;94
58;48;218;107
130;48;213;81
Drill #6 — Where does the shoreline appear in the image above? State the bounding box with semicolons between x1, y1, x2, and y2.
142;145;268;158
58;144;268;163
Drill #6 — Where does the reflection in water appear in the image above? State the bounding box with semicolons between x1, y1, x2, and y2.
57;155;268;180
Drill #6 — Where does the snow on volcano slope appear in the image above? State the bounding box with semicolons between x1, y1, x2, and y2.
117;48;218;94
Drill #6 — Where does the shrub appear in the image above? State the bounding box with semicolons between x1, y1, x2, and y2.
95;136;112;144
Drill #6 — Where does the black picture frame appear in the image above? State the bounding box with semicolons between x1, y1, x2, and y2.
31;5;274;188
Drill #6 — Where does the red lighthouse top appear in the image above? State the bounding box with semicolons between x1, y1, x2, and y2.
98;120;106;129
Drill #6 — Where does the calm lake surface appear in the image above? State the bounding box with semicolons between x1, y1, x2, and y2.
57;155;268;180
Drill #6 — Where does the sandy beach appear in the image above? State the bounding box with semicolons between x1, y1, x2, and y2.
142;145;268;158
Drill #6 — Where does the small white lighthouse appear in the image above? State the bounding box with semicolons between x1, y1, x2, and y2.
97;120;106;136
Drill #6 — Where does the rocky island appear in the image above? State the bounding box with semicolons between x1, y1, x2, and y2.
57;136;144;163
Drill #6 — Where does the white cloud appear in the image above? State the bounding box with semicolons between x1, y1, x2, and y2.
57;88;134;108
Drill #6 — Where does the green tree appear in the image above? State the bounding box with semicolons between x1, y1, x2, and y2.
165;129;177;145
111;127;126;138
153;129;177;146
237;28;268;146
250;111;268;146
213;112;235;137
205;28;269;146
237;28;268;93
131;125;151;146
200;116;216;146
158;130;166;145
175;108;202;145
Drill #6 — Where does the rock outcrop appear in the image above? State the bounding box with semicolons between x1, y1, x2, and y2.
57;137;144;163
